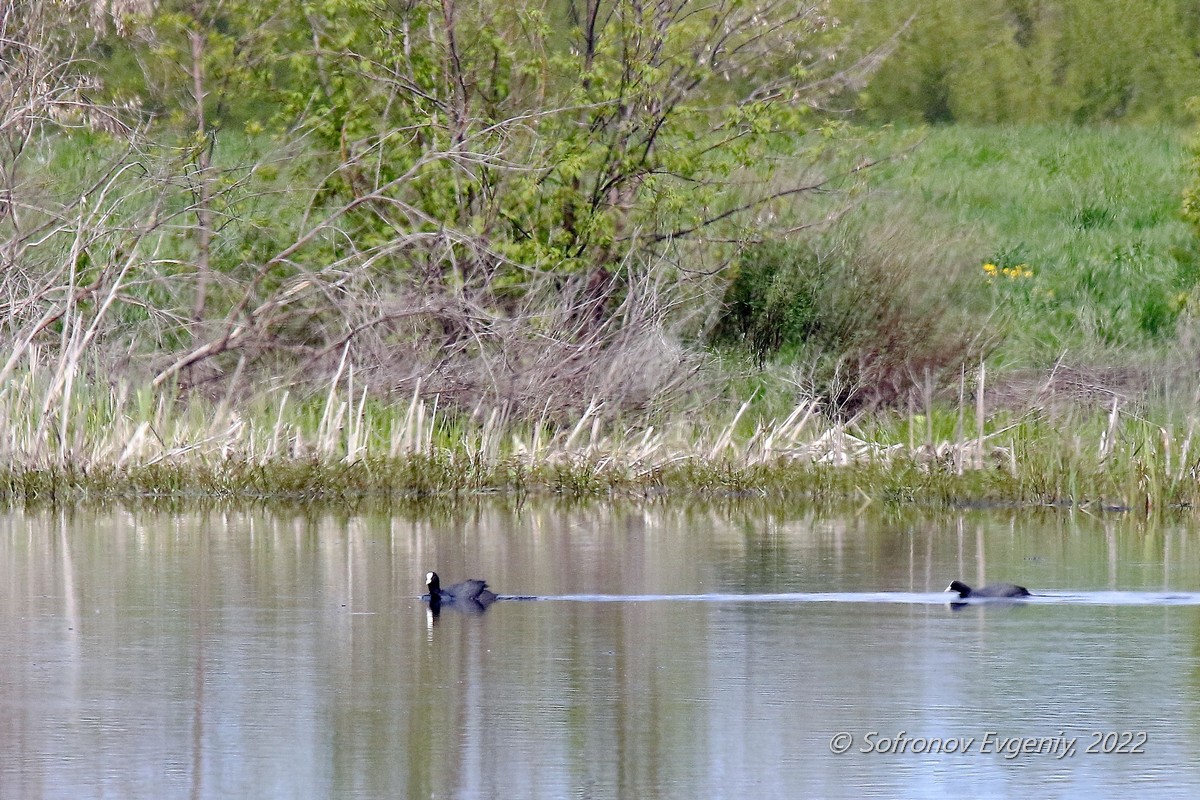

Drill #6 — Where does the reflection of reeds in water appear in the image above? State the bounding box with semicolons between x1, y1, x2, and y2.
0;359;1198;512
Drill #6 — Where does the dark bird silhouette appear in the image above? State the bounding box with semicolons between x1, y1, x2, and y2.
424;571;498;614
945;580;1031;599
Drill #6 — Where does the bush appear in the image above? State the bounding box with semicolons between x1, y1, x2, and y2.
712;211;993;412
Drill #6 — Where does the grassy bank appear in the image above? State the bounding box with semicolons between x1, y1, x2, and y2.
866;124;1197;368
6;125;1200;509
3;363;1199;514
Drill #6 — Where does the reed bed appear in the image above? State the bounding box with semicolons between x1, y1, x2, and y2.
3;353;1199;514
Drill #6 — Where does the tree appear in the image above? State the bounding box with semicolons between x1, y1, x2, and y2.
150;0;889;412
4;0;894;417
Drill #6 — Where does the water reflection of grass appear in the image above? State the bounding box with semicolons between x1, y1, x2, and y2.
1;370;1197;514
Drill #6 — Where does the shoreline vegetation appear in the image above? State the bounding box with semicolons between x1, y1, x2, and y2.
3;367;1198;513
8;2;1200;511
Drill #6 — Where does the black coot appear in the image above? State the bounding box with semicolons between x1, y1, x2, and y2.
425;571;498;612
945;580;1030;599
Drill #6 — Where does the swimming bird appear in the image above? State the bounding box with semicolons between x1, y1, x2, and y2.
945;580;1030;599
424;571;498;612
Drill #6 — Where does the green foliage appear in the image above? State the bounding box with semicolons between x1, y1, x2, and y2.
1181;121;1200;248
26;0;876;414
95;0;289;126
17;0;1200;429
712;241;824;363
278;0;849;277
833;0;1200;124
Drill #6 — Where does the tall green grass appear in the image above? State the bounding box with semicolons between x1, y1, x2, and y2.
866;125;1197;367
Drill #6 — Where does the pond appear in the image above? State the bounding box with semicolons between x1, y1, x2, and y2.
2;501;1200;798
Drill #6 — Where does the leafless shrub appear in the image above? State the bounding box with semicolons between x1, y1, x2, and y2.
715;202;995;413
144;240;708;420
408;263;705;419
825;215;994;411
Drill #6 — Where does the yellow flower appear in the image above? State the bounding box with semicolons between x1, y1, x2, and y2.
991;263;1034;280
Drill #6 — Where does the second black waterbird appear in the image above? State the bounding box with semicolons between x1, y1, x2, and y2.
945;580;1031;599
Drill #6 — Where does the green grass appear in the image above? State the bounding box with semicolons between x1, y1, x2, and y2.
865;124;1197;367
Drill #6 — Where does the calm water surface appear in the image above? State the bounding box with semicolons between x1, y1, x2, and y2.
3;503;1200;798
